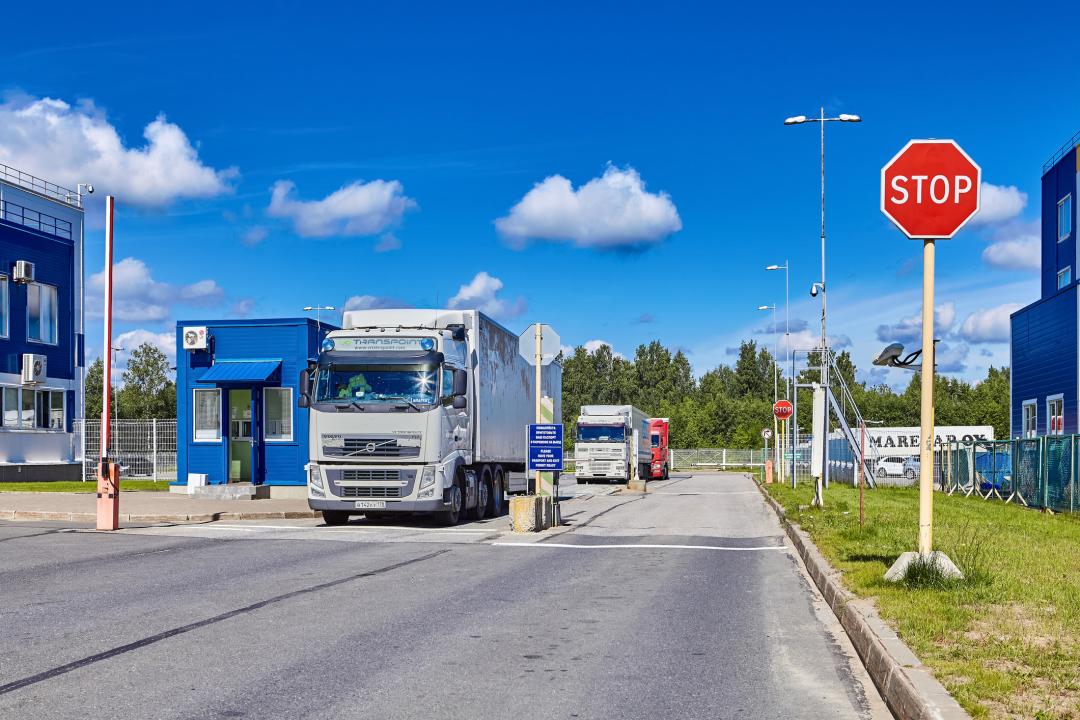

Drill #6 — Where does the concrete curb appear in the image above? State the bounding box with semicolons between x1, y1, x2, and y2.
756;483;970;720
6;509;319;524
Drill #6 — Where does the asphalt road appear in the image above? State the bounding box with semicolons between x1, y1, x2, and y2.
0;473;890;719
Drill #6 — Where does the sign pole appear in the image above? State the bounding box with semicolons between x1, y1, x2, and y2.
534;322;543;497
918;239;936;555
97;196;119;531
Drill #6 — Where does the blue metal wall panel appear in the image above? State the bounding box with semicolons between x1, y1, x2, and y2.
0;222;75;379
1010;286;1078;436
1041;148;1077;299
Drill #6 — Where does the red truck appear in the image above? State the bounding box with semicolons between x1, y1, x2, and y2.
648;418;670;479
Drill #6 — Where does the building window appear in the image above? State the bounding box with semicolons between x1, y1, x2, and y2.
1022;400;1037;438
0;275;8;338
27;282;58;344
2;388;16;427
1047;395;1065;436
35;390;65;430
1059;194;1073;242
1059;267;1072;289
20;389;34;427
194;388;222;441
263;388;293;441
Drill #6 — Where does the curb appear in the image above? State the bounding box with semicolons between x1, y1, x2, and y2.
756;484;969;720
6;509;320;524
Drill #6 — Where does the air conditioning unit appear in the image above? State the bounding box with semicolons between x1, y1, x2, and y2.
182;326;210;351
13;261;34;284
21;354;46;384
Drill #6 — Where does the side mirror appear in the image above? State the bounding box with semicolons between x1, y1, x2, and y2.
452;369;468;396
452;396;467;410
298;369;311;408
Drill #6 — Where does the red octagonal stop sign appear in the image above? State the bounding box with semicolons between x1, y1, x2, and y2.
773;400;793;421
881;139;981;239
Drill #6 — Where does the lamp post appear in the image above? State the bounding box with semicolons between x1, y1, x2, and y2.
766;261;790;479
784;107;860;490
758;304;779;474
303;305;335;336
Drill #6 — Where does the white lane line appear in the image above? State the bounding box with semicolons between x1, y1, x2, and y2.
645;491;764;496
207;524;495;533
492;541;786;551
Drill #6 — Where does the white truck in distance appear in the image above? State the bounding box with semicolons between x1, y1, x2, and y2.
300;309;561;525
574;405;651;483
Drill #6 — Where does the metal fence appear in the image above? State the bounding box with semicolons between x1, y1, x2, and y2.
74;419;177;481
669;448;769;470
939;437;1078;513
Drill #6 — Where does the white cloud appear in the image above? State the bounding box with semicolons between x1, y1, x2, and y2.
970;182;1027;225
875;302;956;344
374;232;402;252
935;342;969;374
114;329;176;364
0;95;235;208
775;329;851;356
241;226;269;246
957;303;1021;343
448;272;526;319
230;298;256;318
495;164;681;249
982;220;1040;272
342;294;410;312
580;339;625;359
268;179;416;238
87;257;223;322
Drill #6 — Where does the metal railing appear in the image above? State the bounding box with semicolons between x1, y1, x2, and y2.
1043;130;1080;174
940;436;1077;514
74;419;177;481
0;200;73;240
0;163;82;207
670;448;769;470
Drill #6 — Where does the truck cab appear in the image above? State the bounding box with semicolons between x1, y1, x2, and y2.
573;405;650;483
648;418;670;480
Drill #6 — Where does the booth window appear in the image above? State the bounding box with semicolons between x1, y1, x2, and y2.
1059;194;1073;241
27;282;58;344
1022;400;1037;438
264;388;293;441
0;275;8;338
1047;395;1064;436
194;388;222;441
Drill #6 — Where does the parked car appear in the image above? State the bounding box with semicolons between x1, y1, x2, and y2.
875;455;919;480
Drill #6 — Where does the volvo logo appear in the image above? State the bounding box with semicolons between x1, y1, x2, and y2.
365;443;377;453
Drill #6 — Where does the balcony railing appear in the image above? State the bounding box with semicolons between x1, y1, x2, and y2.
0;163;82;207
0;200;73;240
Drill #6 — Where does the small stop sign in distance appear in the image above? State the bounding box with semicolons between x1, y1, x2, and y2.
880;139;981;239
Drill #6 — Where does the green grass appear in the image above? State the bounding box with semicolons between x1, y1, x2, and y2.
0;480;172;493
766;482;1080;719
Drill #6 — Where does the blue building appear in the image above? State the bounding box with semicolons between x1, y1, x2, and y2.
0;165;84;480
1011;134;1079;438
175;318;334;497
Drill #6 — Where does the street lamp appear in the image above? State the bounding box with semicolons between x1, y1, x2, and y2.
303;305;335;336
758;304;779;473
767;261;791;479
783;108;861;392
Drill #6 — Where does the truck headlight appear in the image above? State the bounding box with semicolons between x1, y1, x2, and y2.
308;464;324;490
418;466;436;498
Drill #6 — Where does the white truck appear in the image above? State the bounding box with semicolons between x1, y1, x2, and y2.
574;405;651;483
300;309;561;525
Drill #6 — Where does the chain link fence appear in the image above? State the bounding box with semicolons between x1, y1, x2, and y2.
74;419;177;481
939;436;1077;513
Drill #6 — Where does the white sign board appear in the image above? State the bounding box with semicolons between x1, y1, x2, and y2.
518;324;560;366
867;425;994;456
810;385;826;479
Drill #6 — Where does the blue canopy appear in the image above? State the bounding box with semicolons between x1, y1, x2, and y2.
197;360;281;384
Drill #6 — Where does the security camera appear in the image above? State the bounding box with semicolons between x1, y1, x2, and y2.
810;284;818;298
873;343;905;367
86;185;94;194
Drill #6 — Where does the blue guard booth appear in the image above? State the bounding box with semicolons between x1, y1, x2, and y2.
175;318;334;497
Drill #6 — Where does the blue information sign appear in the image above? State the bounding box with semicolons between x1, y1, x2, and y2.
527;423;564;472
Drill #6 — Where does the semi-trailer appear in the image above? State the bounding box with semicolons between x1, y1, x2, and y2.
300;309;561;525
573;404;651;483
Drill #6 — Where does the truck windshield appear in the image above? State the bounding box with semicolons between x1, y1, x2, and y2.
314;365;437;405
651;433;660;448
578;425;625;443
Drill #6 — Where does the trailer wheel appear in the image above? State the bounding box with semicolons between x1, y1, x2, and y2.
488;466;505;516
437;483;463;526
322;510;350;526
470;468;491;521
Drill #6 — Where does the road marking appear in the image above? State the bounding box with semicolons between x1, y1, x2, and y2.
645;491;765;496
492;541;786;551
206;524;495;534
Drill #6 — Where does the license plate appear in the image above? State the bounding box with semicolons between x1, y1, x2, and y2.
354;500;386;510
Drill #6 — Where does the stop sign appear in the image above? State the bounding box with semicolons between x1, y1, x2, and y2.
880;139;981;239
773;400;793;421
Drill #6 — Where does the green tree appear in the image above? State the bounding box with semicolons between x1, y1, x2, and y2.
116;343;176;419
85;357;104;421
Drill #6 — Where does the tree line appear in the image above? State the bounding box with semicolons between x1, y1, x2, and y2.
85;343;176;420
561;340;1009;449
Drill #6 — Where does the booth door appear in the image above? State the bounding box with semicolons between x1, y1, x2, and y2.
251;388;265;485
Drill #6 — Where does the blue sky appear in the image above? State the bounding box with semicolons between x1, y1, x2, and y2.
2;1;1076;385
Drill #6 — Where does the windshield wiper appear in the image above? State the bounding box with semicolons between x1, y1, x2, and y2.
388;396;424;412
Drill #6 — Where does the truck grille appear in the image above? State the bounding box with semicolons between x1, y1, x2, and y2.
339;486;401;499
324;437;420;458
341;469;401;482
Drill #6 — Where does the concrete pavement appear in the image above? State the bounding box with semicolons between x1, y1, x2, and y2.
0;472;891;719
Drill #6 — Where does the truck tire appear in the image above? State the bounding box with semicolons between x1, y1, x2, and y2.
487;466;505;516
470;468;491;521
322;510;350;526
437;483;463;526
662;464;669;480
